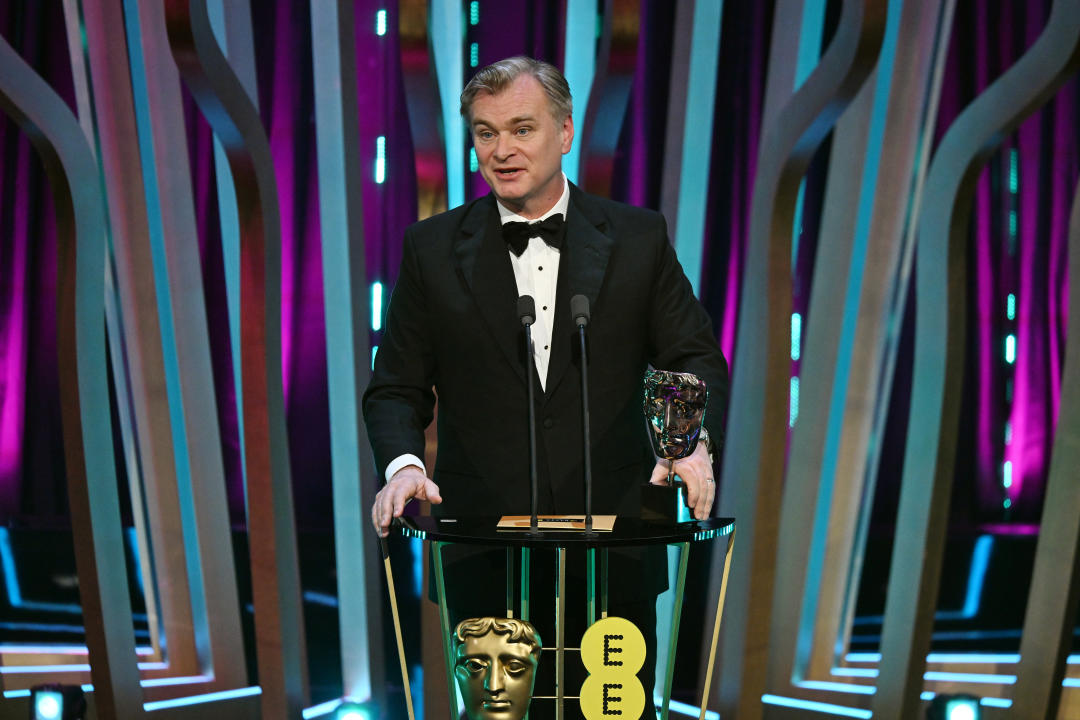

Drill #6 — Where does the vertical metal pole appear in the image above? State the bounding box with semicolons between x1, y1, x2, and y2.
587;548;597;627
555;547;567;720
600;549;609;619
521;548;531;621
381;538;416;720
507;547;515;618
433;542;458;720
700;530;736;720
660;543;691;720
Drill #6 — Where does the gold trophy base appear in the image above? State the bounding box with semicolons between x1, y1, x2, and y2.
640;481;689;522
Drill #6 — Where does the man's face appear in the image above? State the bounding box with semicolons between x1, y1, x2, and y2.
470;74;573;220
455;633;539;720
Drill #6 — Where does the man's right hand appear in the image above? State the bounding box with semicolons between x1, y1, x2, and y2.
371;465;442;537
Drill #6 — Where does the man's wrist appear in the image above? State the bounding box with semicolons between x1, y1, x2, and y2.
699;427;715;464
385;454;427;483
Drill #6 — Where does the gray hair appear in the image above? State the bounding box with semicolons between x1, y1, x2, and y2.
460;56;573;124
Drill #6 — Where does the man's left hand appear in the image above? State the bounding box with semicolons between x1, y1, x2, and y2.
648;442;715;520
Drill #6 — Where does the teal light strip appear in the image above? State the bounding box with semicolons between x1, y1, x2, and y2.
651;696;720;720
371;282;384;331
762;694;872;719
301;698;344;719
1006;292;1016;320
791;312;802;360
923;671;1016;684
672;0;724;296
375;10;387;36
375;136;386;184
143;686;262;711
470;1;479;25
790;376;800;427
1008;147;1018;193
430;0;465;208
796;680;875;695
562;0;598;184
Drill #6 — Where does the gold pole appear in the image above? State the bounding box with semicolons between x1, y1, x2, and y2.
556;547;566;720
507;547;515;618
380;537;416;720
699;529;735;720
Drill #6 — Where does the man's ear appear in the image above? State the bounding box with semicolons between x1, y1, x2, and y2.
561;114;574;155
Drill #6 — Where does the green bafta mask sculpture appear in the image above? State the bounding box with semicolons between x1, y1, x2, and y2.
453;617;542;720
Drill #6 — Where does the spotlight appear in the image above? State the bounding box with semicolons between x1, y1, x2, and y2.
334;701;374;720
927;694;981;720
29;685;86;720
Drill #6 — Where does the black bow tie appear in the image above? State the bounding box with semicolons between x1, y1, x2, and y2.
502;214;566;256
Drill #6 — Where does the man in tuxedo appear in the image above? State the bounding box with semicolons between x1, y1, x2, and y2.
363;56;728;717
366;55;727;532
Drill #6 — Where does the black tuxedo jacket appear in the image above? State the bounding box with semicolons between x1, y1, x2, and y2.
362;184;729;519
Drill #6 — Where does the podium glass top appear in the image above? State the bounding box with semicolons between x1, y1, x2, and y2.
394;515;735;548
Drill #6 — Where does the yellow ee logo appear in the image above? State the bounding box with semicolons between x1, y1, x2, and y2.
579;617;646;719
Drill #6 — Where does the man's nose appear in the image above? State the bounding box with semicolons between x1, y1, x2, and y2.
493;133;514;160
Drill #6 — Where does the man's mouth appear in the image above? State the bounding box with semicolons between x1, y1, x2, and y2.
495;168;522;178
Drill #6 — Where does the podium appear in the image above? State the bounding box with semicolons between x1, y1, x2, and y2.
384;516;735;720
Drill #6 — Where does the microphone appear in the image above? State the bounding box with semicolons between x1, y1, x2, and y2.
518;295;540;534
571;294;590;327
518;295;536;326
571;294;594;532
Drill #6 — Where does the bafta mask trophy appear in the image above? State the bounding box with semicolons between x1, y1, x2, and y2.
453;617;542;720
642;370;708;519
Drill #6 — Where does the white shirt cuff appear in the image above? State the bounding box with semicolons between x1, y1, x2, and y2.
385;454;427;483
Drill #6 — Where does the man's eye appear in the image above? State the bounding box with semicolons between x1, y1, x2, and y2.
516;127;530;136
477;131;494;141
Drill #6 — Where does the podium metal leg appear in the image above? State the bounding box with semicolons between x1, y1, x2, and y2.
555;547;567;720
587;548;596;626
699;529;736;720
507;548;515;618
432;541;459;720
600;548;609;619
381;538;416;720
520;547;531;621
656;544;691;716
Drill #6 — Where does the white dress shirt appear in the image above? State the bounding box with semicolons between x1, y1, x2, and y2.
384;176;570;482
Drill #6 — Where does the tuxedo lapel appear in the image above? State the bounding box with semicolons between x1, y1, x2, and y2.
544;186;614;400
453;197;527;384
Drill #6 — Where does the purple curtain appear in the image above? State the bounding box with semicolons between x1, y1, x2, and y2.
944;0;1076;523
0;0;75;524
701;0;773;368
874;0;1077;527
